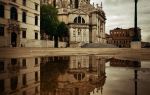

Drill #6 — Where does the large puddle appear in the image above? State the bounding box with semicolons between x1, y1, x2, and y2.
0;55;150;95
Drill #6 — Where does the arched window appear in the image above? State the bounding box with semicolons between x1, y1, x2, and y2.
0;4;4;18
82;18;85;23
74;17;77;23
74;16;85;24
78;16;81;23
22;11;26;23
74;73;85;81
10;7;18;20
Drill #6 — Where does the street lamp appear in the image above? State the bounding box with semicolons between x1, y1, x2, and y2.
133;0;139;41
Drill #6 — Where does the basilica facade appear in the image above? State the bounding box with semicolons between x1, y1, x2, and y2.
41;0;106;47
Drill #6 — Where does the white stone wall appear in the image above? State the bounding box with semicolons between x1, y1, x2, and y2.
90;13;106;44
20;39;54;47
70;27;89;43
0;0;41;47
68;13;90;44
58;41;67;48
69;56;90;69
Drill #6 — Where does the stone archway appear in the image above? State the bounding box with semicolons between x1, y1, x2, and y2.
11;32;17;47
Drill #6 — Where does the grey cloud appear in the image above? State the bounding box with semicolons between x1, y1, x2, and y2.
104;0;132;5
146;36;150;41
91;0;150;41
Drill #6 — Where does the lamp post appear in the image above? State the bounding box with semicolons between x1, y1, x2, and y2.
131;0;141;48
133;0;139;41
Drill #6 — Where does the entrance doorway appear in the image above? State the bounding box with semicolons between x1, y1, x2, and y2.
11;32;17;47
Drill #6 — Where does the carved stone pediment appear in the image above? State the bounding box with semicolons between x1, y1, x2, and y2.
69;9;87;15
7;20;20;33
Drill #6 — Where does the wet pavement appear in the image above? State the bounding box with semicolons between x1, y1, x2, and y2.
0;55;150;95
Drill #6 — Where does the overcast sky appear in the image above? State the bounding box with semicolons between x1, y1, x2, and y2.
91;0;150;42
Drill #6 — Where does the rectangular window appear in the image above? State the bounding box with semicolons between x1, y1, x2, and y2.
35;32;38;39
73;31;75;37
23;0;26;6
0;5;4;18
78;31;81;35
22;59;26;67
0;60;4;73
0;26;4;36
35;58;38;66
35;86;39;94
35;16;38;25
75;88;79;95
22;91;26;95
22;11;26;23
35;72;38;82
22;30;26;38
11;0;16;2
22;74;27;86
0;80;4;93
35;4;38;11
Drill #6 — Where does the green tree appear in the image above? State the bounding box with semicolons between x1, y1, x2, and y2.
40;4;59;40
57;22;69;37
55;22;69;47
41;5;69;47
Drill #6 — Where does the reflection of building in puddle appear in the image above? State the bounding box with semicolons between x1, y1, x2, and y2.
109;58;141;95
41;56;107;95
109;58;141;67
0;58;40;95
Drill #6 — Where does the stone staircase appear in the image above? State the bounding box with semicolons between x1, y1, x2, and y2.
81;43;117;48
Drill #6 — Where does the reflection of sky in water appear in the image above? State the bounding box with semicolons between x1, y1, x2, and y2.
103;61;150;95
0;56;150;95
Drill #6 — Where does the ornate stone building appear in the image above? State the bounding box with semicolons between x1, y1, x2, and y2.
41;55;106;95
0;0;40;47
106;28;141;48
41;0;106;47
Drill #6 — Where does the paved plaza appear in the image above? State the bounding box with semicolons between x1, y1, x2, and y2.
0;48;149;60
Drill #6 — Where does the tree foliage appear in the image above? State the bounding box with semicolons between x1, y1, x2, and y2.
56;22;69;37
40;4;59;36
41;5;69;47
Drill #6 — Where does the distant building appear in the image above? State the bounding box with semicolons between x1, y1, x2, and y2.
109;58;141;67
0;0;41;47
40;0;106;47
106;28;141;48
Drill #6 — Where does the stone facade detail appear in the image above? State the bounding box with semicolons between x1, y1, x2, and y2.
0;0;40;47
42;0;106;47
